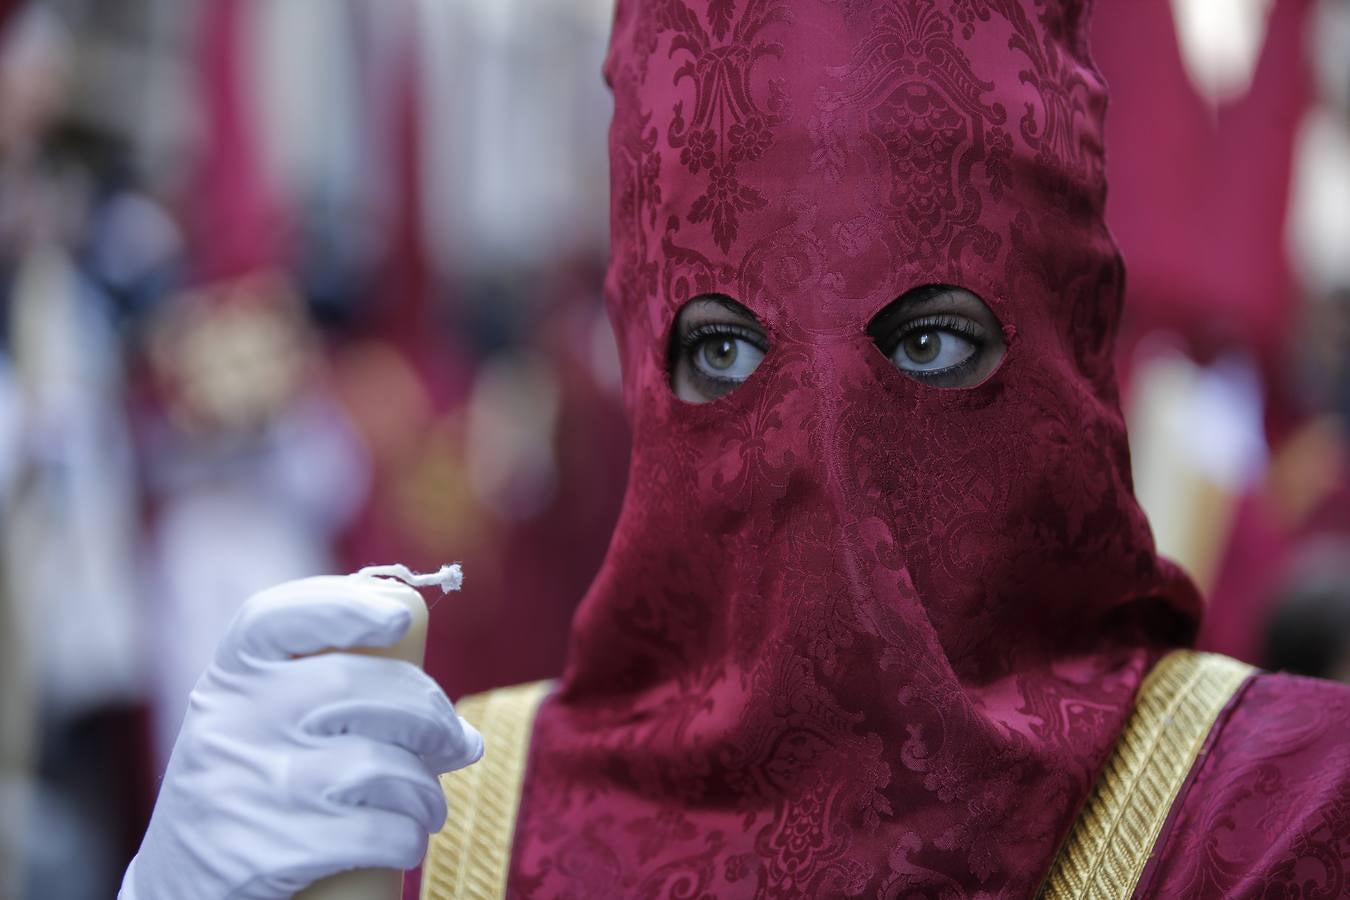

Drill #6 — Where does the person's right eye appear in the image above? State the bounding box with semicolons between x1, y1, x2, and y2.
670;296;769;403
686;327;766;383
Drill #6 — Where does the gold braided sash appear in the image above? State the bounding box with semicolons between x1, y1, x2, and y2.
421;681;552;900
420;654;1250;899
1038;650;1254;899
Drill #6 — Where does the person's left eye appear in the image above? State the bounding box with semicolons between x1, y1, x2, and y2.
890;321;980;374
867;286;1006;388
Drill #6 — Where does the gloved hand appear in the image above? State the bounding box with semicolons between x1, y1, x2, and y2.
120;575;483;900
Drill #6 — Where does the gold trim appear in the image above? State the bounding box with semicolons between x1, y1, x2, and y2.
422;681;552;900
1038;650;1254;899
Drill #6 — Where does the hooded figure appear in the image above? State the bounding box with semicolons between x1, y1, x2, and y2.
418;1;1350;898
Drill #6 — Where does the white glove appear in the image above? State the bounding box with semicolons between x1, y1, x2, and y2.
120;575;483;900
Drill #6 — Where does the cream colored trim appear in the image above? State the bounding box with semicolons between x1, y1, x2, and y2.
421;680;552;900
1038;650;1254;899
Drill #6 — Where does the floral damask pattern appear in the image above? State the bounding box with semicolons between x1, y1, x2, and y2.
496;2;1338;899
664;0;792;253
819;0;1012;270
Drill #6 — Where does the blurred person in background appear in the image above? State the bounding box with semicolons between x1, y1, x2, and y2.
121;1;1350;899
0;3;177;896
135;0;369;772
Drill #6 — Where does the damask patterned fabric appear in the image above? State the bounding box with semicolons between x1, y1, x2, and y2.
1139;672;1350;898
506;1;1204;896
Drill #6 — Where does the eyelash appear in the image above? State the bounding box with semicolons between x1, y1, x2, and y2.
889;314;985;379
681;323;766;350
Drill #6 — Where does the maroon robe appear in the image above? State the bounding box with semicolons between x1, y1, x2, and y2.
1141;672;1350;897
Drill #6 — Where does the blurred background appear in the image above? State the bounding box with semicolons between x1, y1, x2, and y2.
0;0;1346;896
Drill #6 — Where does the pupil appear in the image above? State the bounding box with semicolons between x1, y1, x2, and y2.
704;338;738;371
905;331;940;364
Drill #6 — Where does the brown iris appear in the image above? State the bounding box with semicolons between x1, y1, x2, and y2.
702;337;739;371
902;330;941;365
669;295;771;402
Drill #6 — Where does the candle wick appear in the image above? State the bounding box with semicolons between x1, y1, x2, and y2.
357;563;464;596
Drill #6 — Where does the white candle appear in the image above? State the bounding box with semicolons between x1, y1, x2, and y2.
295;566;451;900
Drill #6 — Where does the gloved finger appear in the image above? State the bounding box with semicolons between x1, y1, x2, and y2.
426;715;484;774
227;576;417;663
297;656;482;768
292;739;448;833
301;699;483;772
